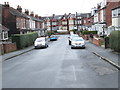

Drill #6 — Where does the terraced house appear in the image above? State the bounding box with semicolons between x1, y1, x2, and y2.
2;2;45;37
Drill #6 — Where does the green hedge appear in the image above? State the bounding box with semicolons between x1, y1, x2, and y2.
12;32;38;49
81;31;98;35
109;31;120;51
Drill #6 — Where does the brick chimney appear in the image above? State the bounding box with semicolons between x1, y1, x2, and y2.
25;9;29;15
35;14;39;19
39;16;41;19
4;2;9;8
17;5;22;13
30;11;34;17
3;2;10;28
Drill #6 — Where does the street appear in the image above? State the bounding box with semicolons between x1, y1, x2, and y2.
2;35;118;88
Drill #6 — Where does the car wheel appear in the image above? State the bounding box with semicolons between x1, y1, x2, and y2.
83;47;85;49
69;41;71;45
71;47;73;49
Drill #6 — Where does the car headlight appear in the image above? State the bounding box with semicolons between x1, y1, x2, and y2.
34;42;38;46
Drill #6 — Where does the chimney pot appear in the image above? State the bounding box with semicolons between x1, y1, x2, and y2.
30;11;34;17
25;9;29;15
4;2;6;5
17;5;22;13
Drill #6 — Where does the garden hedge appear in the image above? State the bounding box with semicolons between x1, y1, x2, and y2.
109;31;120;51
12;32;38;49
81;31;98;35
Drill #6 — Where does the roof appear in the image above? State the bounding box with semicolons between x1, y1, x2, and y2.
27;15;43;22
2;4;43;22
9;7;27;18
112;5;120;10
68;14;76;18
77;13;91;18
0;24;9;31
54;15;64;20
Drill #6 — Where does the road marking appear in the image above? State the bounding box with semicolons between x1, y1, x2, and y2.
72;65;77;81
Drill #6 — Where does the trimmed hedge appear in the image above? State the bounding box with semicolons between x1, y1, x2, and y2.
109;31;120;51
12;32;38;49
81;31;97;35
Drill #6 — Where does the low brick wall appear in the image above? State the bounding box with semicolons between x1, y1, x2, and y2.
92;38;101;46
3;43;17;53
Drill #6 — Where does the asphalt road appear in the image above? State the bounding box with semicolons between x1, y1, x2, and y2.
2;35;118;88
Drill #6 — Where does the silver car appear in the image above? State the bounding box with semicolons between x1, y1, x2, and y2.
68;34;79;45
71;37;85;49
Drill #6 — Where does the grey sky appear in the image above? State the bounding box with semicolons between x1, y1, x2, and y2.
0;0;102;16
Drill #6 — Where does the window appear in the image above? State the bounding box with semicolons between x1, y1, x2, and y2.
118;8;120;15
84;20;86;24
112;9;117;17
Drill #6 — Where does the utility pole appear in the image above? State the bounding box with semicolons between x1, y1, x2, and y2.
76;12;78;31
50;19;52;32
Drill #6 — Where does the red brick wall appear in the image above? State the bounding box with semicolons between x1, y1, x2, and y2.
3;43;17;53
92;38;101;46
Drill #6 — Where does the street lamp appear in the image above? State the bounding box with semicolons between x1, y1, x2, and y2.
102;25;107;38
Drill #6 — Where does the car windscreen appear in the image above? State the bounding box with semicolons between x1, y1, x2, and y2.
36;38;45;42
72;38;84;41
50;36;55;38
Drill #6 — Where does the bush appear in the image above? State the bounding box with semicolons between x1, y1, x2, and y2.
109;31;120;51
81;31;97;35
12;32;38;49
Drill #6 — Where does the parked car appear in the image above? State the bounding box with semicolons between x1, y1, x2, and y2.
50;35;57;41
68;34;79;45
71;37;85;49
34;37;48;49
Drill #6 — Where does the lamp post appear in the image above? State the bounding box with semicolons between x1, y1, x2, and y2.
102;25;107;38
102;25;105;38
76;12;78;31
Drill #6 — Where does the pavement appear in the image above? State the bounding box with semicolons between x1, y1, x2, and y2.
87;41;120;70
2;46;34;61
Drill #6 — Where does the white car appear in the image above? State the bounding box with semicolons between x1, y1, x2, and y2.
34;37;48;49
68;34;79;45
71;37;85;49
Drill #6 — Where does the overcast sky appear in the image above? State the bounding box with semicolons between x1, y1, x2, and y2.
0;0;102;16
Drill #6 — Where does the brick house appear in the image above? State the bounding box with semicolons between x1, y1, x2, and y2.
68;14;75;31
90;0;120;36
46;15;63;31
61;14;68;31
106;0;120;27
2;2;45;36
2;2;29;36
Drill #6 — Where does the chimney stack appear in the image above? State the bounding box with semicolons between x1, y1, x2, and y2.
39;16;41;19
35;14;39;19
25;9;29;15
4;2;9;7
17;5;22;13
30;11;34;17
